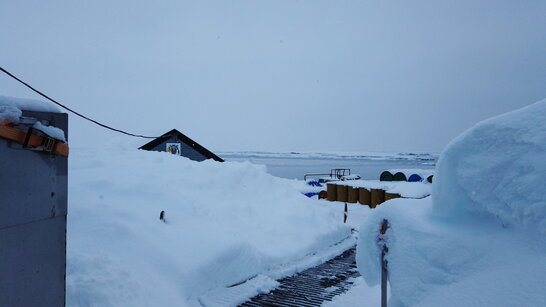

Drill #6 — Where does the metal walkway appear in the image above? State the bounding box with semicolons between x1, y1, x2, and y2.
238;247;360;307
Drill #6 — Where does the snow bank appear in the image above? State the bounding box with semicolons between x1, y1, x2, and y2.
357;198;546;307
433;99;546;235
356;99;546;306
0;95;60;113
67;145;351;307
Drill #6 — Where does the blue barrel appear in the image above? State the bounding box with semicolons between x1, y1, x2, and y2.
408;174;423;182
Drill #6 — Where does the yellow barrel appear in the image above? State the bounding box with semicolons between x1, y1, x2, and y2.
358;188;371;206
326;183;337;201
370;189;385;208
337;184;348;202
347;186;359;203
385;192;401;201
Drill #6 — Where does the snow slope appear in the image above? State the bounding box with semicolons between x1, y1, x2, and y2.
433;99;546;235
67;143;352;307
355;99;546;307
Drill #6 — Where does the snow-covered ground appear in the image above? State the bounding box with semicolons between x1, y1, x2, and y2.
352;99;546;307
6;94;544;306
66;139;354;307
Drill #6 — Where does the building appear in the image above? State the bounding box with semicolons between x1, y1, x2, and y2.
139;129;224;162
1;95;68;306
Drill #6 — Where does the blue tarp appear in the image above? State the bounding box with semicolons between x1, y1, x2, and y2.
306;181;322;187
303;192;320;198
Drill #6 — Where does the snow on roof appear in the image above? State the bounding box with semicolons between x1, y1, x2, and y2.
0;95;60;113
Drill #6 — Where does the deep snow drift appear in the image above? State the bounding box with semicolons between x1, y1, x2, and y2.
433;99;546;235
67;141;352;307
356;99;546;306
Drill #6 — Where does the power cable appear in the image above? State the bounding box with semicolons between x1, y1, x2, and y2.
0;66;157;139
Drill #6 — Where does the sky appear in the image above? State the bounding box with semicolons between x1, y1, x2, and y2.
1;0;545;153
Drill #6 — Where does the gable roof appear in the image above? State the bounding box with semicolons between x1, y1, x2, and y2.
139;129;224;162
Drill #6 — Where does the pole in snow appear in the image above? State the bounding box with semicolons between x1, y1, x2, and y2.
160;210;165;223
379;219;390;307
343;203;348;223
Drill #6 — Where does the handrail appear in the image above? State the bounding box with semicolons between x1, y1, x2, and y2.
303;173;332;181
304;169;352;181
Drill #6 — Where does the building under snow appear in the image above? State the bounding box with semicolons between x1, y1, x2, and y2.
139;129;224;162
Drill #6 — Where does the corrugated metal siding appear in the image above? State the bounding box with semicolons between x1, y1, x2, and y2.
149;135;208;162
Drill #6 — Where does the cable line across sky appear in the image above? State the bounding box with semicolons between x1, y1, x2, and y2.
0;66;157;139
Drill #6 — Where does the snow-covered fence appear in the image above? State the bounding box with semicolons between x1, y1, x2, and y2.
0;108;68;306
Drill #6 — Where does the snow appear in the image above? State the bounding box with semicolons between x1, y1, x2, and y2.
433;99;546;235
67;143;352;307
0;95;60;113
322;277;383;307
357;198;546;307
34;121;66;142
0;105;22;123
198;275;279;307
355;99;546;307
0;96;66;141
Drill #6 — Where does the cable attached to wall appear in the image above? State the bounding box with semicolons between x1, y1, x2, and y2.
0;66;157;139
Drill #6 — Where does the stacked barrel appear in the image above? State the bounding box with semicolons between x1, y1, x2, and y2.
325;184;388;208
380;170;433;183
322;169;433;208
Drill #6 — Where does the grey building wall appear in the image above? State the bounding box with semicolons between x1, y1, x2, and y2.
149;135;208;162
0;110;67;307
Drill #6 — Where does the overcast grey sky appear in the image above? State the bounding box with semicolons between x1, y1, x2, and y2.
1;1;545;153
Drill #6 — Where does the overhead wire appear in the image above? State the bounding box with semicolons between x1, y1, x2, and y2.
0;66;157;139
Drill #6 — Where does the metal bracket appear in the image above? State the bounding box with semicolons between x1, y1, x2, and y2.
42;136;55;153
22;127;34;148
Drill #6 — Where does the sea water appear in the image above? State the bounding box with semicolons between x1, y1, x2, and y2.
221;152;437;180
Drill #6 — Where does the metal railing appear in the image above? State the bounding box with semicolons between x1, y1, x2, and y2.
304;168;352;181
